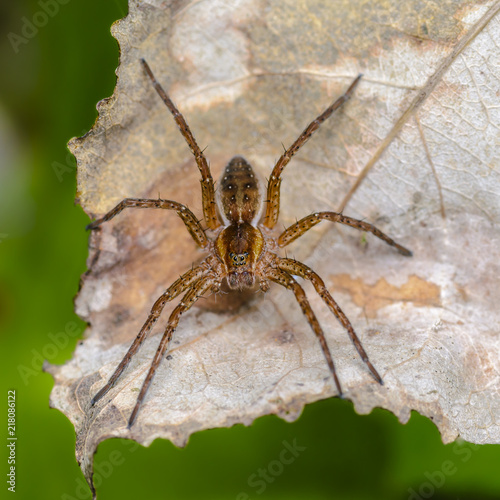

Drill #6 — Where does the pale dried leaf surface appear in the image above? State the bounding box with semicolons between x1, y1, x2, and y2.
46;0;500;490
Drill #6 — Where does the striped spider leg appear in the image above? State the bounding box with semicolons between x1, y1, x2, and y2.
87;60;412;427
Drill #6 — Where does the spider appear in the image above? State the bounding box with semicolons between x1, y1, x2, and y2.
88;58;412;428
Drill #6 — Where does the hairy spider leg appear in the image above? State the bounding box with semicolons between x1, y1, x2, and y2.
127;275;217;428
264;74;363;229
141;58;220;231
84;64;414;429
278;211;413;256
86;197;208;248
90;264;209;407
264;267;343;395
277;258;383;385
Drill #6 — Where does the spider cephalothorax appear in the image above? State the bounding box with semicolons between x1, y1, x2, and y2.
88;58;412;428
216;220;264;290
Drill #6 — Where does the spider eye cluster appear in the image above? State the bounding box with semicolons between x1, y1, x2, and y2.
229;252;249;266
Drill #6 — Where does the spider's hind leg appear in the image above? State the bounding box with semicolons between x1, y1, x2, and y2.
140;58;220;230
264;75;363;229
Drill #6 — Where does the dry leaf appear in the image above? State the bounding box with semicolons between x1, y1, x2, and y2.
46;0;500;494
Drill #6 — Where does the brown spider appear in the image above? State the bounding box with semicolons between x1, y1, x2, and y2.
88;58;412;428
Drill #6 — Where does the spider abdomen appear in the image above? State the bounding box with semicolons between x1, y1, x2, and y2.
216;156;265;226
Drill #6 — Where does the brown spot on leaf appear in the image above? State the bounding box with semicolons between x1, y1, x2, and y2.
463;343;495;388
330;274;441;318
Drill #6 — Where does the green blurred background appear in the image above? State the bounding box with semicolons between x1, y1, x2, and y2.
1;1;499;499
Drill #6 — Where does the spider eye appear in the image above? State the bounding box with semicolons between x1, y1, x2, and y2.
228;251;248;266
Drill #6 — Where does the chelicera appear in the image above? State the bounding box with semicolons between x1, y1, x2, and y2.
88;58;412;428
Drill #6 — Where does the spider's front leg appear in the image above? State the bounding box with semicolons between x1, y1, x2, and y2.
264;267;343;396
86;197;208;249
278;211;412;256
276;257;383;385
264;75;362;229
90;263;209;408
127;274;218;428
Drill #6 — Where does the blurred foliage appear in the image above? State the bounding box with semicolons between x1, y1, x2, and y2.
0;1;499;499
